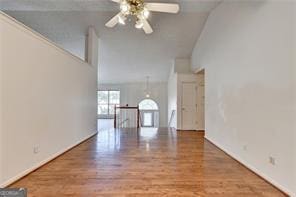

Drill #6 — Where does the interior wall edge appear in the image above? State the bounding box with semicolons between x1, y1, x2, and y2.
0;11;89;65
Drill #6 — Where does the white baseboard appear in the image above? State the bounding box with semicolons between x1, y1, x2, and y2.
0;131;98;188
196;127;205;131
205;135;294;197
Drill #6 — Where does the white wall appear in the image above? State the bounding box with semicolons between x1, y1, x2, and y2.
174;58;192;74
0;12;98;187
98;82;168;127
192;2;295;195
86;27;99;68
293;4;296;194
0;23;3;181
168;67;177;128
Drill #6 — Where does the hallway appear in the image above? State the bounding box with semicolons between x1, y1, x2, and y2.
10;128;285;196
98;119;114;132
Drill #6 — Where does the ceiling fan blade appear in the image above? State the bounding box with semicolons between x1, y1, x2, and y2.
142;19;153;34
110;0;121;3
105;13;120;28
145;3;180;13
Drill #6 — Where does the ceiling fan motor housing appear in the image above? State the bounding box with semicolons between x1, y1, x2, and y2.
126;0;145;15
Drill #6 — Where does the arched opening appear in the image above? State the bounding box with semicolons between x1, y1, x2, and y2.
139;99;159;128
139;99;158;110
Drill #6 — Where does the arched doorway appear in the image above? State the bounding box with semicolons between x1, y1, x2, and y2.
139;99;159;127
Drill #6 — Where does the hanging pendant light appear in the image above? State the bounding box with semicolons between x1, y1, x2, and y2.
145;76;151;98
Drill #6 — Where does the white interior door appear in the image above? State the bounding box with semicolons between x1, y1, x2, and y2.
181;82;197;130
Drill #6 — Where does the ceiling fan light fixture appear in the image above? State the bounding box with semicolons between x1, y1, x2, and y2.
120;2;130;14
142;8;150;19
135;20;144;29
106;0;180;34
144;76;151;98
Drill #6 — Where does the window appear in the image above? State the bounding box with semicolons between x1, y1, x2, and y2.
98;90;120;116
139;99;158;110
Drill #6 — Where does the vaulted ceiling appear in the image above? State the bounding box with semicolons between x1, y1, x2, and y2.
0;0;220;83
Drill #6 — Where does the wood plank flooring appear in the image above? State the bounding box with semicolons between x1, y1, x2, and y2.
10;127;286;196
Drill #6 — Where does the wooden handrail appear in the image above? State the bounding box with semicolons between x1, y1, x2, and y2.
116;106;139;109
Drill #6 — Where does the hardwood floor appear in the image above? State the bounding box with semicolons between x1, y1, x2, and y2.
10;127;286;196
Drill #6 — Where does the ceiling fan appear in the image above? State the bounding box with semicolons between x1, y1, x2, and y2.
105;0;180;34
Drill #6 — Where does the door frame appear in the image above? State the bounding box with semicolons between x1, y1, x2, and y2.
196;69;205;131
194;68;206;132
140;110;158;127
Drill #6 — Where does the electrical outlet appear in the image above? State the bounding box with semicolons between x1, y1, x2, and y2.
33;146;39;154
269;156;276;165
243;145;248;151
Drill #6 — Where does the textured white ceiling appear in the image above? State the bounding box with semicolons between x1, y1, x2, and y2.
1;0;220;83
